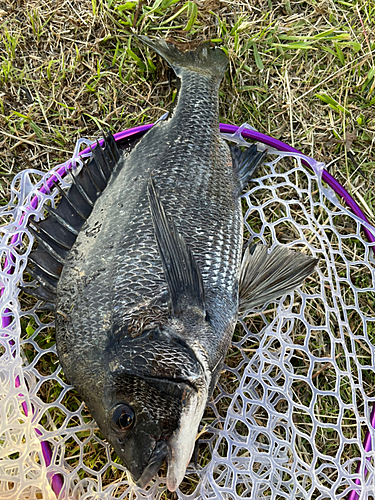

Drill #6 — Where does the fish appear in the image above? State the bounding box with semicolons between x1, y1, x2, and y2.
23;37;318;491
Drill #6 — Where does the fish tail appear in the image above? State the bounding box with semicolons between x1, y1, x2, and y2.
137;36;228;79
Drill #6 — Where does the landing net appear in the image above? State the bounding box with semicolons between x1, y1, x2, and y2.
1;124;374;500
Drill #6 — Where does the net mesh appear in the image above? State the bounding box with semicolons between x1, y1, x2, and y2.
1;135;374;500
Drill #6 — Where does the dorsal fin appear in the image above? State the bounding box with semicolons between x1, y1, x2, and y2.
22;134;122;306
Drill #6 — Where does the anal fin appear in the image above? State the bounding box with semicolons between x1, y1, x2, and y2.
239;244;318;314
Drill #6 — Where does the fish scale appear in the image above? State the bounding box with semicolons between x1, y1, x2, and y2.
53;41;246;489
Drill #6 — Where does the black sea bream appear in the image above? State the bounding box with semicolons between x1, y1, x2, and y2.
24;37;317;491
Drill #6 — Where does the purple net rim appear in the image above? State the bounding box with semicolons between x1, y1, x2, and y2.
2;122;374;499
19;123;375;247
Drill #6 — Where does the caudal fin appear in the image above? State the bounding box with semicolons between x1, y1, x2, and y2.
238;244;318;314
137;35;228;79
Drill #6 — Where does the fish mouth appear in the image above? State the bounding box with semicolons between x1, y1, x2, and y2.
135;380;207;492
136;440;171;489
134;377;198;490
131;380;202;491
134;436;192;492
129;374;207;491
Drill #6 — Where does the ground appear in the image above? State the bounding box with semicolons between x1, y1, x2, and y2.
1;1;375;499
0;0;374;201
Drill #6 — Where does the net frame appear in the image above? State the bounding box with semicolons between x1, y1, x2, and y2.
1;123;374;499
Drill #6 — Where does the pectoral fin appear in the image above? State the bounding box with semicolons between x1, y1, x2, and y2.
147;177;205;317
239;244;318;314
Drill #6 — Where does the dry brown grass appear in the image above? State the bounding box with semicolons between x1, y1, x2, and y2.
1;0;374;201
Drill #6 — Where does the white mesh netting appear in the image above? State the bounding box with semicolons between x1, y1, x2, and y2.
1;134;375;500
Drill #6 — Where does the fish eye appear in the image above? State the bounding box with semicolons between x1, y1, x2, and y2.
111;404;135;431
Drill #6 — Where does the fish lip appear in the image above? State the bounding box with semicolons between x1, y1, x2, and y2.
135;440;171;489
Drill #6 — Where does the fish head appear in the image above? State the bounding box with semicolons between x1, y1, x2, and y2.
91;325;210;491
104;375;207;491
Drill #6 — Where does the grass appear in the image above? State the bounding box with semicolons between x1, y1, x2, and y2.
1;0;375;499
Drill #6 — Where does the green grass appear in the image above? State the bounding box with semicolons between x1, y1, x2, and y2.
1;0;375;499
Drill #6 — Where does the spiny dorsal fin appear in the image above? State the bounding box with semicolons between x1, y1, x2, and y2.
147;176;205;317
19;284;56;306
239;244;318;314
22;134;121;306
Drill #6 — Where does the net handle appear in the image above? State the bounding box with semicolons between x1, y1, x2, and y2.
3;123;374;499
